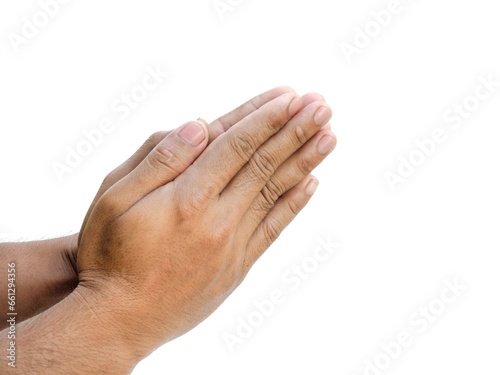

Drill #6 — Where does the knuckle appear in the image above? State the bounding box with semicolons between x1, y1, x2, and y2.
95;192;121;219
247;97;259;112
205;219;233;247
149;145;184;175
297;156;316;176
174;186;215;223
146;131;168;146
252;195;272;216
260;178;284;207
102;171;118;188
193;180;219;204
286;197;302;216
249;192;271;217
175;195;205;221
262;217;282;246
260;110;283;131
249;150;277;182
229;133;256;161
139;132;169;156
293;125;309;145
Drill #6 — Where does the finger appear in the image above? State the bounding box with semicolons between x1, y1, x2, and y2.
92;118;208;199
84;89;322;227
207;86;296;142
86;90;322;211
221;101;332;215
208;91;325;142
182;92;302;199
91;131;170;198
300;92;325;106
240;127;336;237
100;120;209;216
243;175;320;271
78;130;170;243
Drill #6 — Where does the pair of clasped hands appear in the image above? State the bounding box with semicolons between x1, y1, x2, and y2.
2;87;335;374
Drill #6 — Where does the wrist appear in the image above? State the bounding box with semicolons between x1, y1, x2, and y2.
74;279;157;365
59;232;78;273
0;235;80;329
7;284;141;374
77;272;178;361
42;234;80;308
71;285;145;370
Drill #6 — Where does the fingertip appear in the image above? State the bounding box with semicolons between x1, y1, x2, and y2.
273;85;296;95
302;92;326;102
288;96;303;117
208;119;226;143
197;118;209;127
178;120;208;147
317;130;337;155
305;176;319;197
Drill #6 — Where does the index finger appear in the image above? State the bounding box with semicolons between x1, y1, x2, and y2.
207;86;295;142
181;91;302;199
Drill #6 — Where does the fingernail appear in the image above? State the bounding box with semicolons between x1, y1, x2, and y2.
179;121;206;146
317;132;336;155
305;177;319;196
314;106;332;126
289;97;303;116
197;118;209;126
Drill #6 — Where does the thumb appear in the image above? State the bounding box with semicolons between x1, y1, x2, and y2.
101;120;209;216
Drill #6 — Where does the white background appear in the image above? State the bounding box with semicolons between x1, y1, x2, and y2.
1;0;499;374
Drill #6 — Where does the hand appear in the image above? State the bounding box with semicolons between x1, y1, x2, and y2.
74;87;327;260
76;88;336;361
63;87;326;311
0;236;78;330
76;86;299;248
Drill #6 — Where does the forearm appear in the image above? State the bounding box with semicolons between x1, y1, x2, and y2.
0;235;79;330
1;285;139;374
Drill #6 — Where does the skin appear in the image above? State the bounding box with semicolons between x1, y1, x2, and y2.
0;88;329;330
0;235;78;331
0;87;336;374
